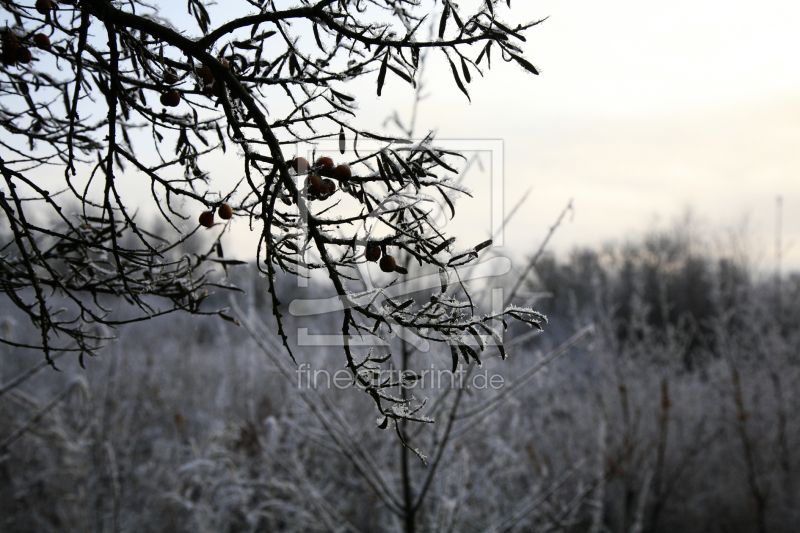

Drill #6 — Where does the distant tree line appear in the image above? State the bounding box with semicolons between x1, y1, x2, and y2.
528;228;799;370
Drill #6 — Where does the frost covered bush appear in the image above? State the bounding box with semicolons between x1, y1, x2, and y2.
0;0;547;430
3;231;799;532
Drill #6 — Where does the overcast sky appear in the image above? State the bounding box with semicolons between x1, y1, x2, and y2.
153;1;800;271
349;0;800;273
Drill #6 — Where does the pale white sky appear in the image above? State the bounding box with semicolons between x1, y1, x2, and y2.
343;0;800;272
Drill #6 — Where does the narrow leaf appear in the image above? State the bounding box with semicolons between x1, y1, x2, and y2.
312;22;325;51
436;185;456;219
510;52;539;75
377;51;389;96
476;42;489;65
439;3;451;39
447;56;470;101
331;89;355;102
452;6;464;29
461;56;471;83
388;64;416;87
427;149;458;173
439;268;449;293
430;237;456;255
494;20;526;41
215;122;226;153
218;313;240;326
450;345;459;373
474;239;492;252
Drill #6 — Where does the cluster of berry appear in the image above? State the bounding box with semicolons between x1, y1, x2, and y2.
159;59;229;108
289;156;352;202
198;204;233;228
2;31;50;67
197;156;399;272
289;157;398;272
365;243;397;273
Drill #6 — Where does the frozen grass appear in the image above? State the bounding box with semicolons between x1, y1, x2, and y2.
2;233;799;532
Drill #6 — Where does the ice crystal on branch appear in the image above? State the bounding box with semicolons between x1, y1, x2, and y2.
0;0;546;424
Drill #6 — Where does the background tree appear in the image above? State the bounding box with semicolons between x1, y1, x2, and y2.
0;0;545;425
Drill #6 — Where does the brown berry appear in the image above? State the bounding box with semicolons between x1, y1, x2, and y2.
3;34;19;53
333;164;351;181
160;89;180;107
290;157;309;173
35;0;52;15
2;47;16;66
163;69;179;85
197;66;213;84
33;33;50;50
199;211;214;228
16;48;32;64
322;179;336;197
210;80;223;97
218;204;233;220
380;255;397;273
316;157;334;175
366;244;382;262
307;174;323;197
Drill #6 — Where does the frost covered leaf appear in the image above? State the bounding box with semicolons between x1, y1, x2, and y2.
218;313;240;326
377;51;390;96
447;56;471;102
509;52;540;75
0;0;546;438
439;2;451;39
474;239;492;252
439;267;449;293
